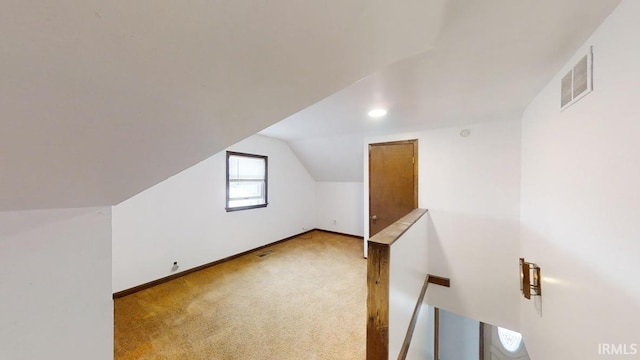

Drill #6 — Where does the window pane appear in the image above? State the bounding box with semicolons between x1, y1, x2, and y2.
228;198;262;208
229;181;264;200
229;155;265;180
498;327;523;352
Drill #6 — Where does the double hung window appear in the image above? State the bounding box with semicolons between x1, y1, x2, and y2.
226;151;268;211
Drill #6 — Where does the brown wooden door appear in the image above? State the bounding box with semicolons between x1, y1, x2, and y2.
369;140;418;236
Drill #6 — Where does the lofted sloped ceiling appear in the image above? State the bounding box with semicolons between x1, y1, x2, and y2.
0;0;445;211
262;0;621;182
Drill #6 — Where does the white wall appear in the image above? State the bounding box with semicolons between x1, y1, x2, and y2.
316;181;364;237
439;309;479;360
0;207;112;360
388;212;429;358
520;1;640;359
112;135;316;292
422;121;522;331
365;119;522;330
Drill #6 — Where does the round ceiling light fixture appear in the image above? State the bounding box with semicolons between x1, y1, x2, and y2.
368;108;388;118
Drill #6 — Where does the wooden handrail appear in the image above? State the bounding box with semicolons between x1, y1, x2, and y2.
397;274;451;360
397;275;429;360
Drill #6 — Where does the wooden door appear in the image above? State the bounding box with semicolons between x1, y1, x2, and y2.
369;140;418;236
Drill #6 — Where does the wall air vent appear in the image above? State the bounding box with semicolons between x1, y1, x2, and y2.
561;46;593;110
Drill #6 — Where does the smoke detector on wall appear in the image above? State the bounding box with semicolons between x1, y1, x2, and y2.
561;46;593;110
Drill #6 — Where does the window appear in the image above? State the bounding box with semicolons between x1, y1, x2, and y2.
497;327;523;353
226;151;268;212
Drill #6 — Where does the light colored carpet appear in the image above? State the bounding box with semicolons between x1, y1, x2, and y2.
114;230;367;360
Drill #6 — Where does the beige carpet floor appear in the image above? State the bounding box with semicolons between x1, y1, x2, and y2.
114;231;367;360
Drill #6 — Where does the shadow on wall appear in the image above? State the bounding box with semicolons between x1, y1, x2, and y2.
426;212;451;281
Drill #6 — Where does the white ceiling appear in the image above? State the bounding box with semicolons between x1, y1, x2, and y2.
262;0;621;182
1;0;621;210
1;0;444;210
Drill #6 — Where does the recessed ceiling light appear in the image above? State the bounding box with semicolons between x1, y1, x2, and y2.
368;108;387;118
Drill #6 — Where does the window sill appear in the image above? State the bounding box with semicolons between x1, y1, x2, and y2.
225;204;268;212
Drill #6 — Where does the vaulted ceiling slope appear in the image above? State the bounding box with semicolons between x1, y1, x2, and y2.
262;0;621;182
0;1;443;211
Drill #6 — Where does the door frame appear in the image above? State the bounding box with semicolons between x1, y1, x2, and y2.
364;138;418;257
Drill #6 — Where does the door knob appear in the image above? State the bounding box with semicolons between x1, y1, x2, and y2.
371;215;378;224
